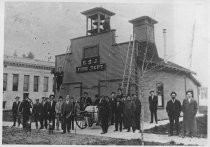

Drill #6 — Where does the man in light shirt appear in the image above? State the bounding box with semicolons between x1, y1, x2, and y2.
55;96;63;130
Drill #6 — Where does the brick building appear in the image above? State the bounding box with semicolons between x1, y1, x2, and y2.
3;55;55;110
55;7;201;121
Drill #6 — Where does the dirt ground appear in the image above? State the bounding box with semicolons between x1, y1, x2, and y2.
3;126;187;145
144;115;207;138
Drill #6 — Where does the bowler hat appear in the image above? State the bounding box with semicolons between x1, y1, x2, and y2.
15;96;20;99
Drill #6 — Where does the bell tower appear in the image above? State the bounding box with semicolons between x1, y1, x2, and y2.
81;7;115;35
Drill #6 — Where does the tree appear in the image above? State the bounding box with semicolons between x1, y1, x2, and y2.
13;50;18;57
22;54;26;58
27;51;35;59
22;52;35;59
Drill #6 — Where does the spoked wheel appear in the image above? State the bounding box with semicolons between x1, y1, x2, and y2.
75;113;87;129
74;97;87;129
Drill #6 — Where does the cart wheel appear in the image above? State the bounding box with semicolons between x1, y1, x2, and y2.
75;115;87;129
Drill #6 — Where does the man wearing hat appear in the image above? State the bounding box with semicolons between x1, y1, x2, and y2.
148;90;158;124
47;95;56;130
32;99;42;129
166;92;182;136
182;90;198;138
19;96;32;129
12;96;21;127
40;97;48;129
114;88;124;132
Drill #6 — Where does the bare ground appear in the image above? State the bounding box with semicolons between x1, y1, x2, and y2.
3;126;186;145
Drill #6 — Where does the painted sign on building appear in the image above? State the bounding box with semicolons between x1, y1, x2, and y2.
76;56;106;73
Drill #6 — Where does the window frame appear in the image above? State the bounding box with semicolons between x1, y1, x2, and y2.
43;77;49;92
23;75;30;92
12;74;19;91
83;45;99;59
156;81;164;108
3;73;7;91
33;76;39;92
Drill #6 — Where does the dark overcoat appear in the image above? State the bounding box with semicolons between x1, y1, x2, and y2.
124;100;136;128
12;101;21;115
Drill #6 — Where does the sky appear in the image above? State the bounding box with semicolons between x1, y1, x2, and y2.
3;0;209;86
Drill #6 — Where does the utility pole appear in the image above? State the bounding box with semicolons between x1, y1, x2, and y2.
189;21;196;69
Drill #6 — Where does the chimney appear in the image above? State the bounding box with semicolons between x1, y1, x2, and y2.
163;29;167;63
129;16;158;43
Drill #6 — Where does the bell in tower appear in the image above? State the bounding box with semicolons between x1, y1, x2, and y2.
81;7;115;35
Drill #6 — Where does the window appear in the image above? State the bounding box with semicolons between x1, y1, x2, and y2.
34;76;39;92
23;75;30;91
43;77;49;92
12;74;19;91
156;82;164;108
3;73;7;91
83;45;99;58
3;101;6;109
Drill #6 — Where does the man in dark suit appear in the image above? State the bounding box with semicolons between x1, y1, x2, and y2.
12;96;21;127
47;95;56;130
114;88;124;132
61;96;73;134
56;67;64;91
83;92;92;107
166;92;182;136
19;96;32;129
98;96;110;134
32;99;42;129
40;97;48;129
109;92;116;125
132;94;141;131
148;90;158;124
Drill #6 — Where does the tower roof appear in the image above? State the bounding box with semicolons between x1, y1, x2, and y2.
129;16;158;25
81;7;115;17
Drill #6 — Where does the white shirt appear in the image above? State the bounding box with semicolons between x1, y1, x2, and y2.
188;98;192;103
172;99;176;103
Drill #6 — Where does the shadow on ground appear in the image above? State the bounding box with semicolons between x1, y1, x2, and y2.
144;114;207;138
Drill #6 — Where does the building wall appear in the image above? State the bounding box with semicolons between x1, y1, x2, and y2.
137;70;199;121
55;31;199;121
3;65;54;110
56;31;128;99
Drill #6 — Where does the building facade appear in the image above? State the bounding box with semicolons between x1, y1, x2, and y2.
55;7;201;121
3;55;55;110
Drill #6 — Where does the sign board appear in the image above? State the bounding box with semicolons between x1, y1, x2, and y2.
76;56;106;73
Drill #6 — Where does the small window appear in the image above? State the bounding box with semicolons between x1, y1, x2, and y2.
43;77;49;92
12;74;19;91
3;73;7;91
83;45;99;58
34;76;39;92
23;75;30;91
156;82;164;108
3;101;6;109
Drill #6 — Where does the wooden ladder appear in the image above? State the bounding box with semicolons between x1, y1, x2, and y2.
121;34;136;95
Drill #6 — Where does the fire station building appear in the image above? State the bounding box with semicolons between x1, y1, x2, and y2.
55;7;201;121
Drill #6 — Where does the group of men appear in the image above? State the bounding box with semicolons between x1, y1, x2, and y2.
12;94;75;133
12;88;198;137
166;90;198;137
94;88;142;134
